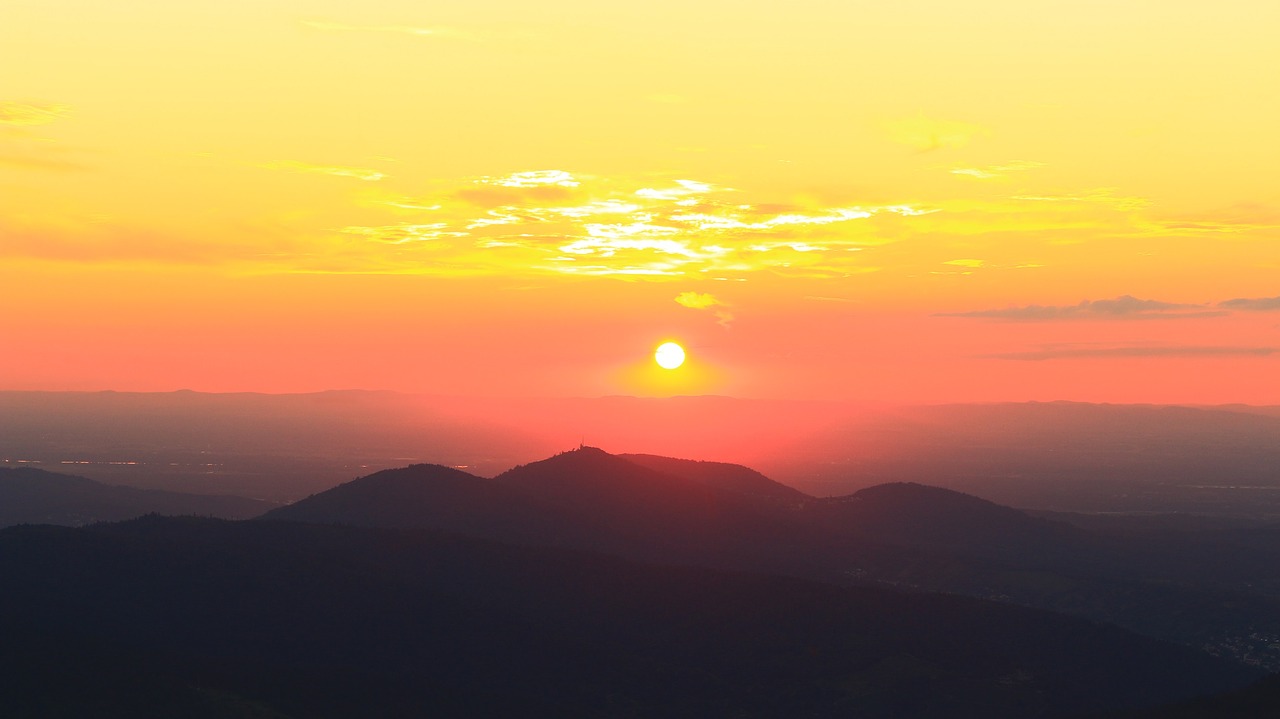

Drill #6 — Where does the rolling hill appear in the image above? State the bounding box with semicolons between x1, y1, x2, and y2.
264;448;1280;672
0;466;272;527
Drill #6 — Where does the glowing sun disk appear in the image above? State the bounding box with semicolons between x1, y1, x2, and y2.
655;342;686;370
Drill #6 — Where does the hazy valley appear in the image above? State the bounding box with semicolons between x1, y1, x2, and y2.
5;393;1280;716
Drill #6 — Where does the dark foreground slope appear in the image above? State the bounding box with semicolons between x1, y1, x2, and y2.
0;467;272;527
0;516;1253;719
1104;674;1280;719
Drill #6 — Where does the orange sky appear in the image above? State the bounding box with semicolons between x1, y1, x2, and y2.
3;0;1279;402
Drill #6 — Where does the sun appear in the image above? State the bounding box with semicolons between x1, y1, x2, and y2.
654;342;686;370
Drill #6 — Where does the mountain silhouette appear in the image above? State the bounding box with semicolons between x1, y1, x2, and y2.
260;462;496;532
268;448;1077;566
0;466;272;527
267;447;802;567
619;452;809;507
263;448;1280;673
818;481;1082;557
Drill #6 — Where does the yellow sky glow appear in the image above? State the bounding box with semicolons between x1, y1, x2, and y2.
3;0;1279;401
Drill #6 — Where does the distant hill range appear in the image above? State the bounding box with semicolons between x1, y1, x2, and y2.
8;391;1280;516
266;447;1280;672
264;446;1091;568
0;467;272;527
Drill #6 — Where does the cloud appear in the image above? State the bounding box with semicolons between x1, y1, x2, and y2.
1155;202;1280;234
262;160;385;181
339;223;468;244
0;102;70;126
479;170;580;188
675;291;734;327
884;115;986;152
1011;189;1148;212
950;160;1044;180
453;171;583;207
942;295;1221;321
1219;295;1280;311
3;168;915;276
365;193;441;211
635;179;714;201
674;292;721;310
987;345;1278;361
440;177;925;277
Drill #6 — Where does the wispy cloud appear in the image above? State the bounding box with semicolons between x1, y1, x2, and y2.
337;170;927;278
1155;203;1280;235
453;171;583;207
262;160;385;181
987;345;1278;361
1219;295;1280;311
675;291;734;327
364;192;441;211
635;179;714;201
1011;188;1148;212
0;166;1022;278
339;223;468;244
479;170;580;188
0;102;70;126
943;295;1221;321
950;160;1044;180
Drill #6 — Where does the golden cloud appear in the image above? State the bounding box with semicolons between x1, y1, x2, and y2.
262;160;386;181
0;102;70;126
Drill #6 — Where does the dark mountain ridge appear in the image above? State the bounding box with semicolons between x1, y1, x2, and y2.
265;448;1280;672
618;452;810;506
268;447;801;567
820;481;1082;554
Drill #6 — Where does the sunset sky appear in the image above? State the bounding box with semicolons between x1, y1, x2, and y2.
4;0;1279;403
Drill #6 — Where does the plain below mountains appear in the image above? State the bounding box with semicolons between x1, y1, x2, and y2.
0;466;273;527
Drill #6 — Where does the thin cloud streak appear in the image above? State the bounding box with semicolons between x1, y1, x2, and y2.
1219;295;1280;311
262;160;386;182
987;346;1278;361
950;160;1044;180
0;102;70;126
942;296;1222;321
